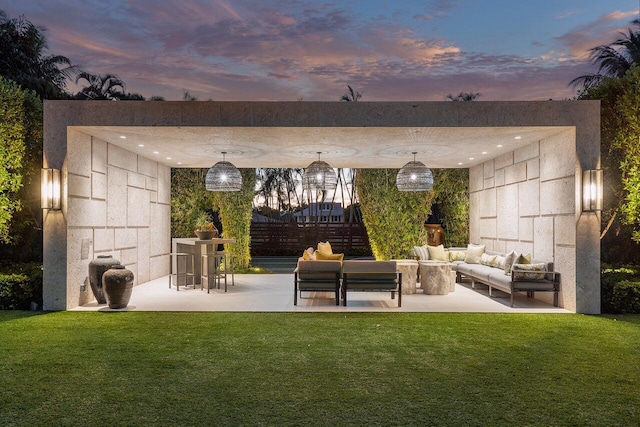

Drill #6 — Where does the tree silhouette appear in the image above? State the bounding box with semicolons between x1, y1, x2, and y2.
446;92;480;101
0;10;78;99
340;85;363;102
570;20;640;90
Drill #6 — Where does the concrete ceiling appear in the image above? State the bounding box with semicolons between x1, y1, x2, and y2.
76;125;571;169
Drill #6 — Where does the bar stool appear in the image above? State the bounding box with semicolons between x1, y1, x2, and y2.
169;252;194;291
216;249;235;287
201;250;226;293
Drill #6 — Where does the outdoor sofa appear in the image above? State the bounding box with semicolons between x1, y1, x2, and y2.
415;244;560;307
293;258;402;307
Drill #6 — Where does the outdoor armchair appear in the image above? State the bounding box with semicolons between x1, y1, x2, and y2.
293;260;342;305
341;260;402;307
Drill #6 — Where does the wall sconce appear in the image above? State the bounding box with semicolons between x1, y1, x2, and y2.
582;169;603;212
41;168;61;210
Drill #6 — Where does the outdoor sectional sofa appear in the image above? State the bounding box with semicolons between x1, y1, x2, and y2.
417;245;560;307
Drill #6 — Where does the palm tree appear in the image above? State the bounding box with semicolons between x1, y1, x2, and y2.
446;92;480;101
340;85;363;102
0;11;78;99
256;168;303;216
74;72;127;100
570;20;640;90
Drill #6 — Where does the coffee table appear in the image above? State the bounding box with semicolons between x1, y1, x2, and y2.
419;261;455;295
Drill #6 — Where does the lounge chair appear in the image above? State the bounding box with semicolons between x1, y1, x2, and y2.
293;260;342;305
341;260;402;307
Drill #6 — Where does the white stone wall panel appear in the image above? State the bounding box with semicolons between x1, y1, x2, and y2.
67;198;107;227
518;179;540;217
93;228;114;252
469;165;483;192
107;166;128;227
157;165;171;205
108;144;138;171
68;174;91;198
514;142;539;163
127;187;151;227
138;156;158;178
496;184;519;240
92;138;107;174
540;178;575;215
92;172;107;200
533;216;554;261
505;162;527;185
67;131;92;176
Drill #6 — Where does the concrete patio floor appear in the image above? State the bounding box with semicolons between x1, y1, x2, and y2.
72;274;569;313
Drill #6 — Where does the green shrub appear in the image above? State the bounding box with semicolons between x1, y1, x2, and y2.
610;280;640;314
601;265;640;313
0;262;42;310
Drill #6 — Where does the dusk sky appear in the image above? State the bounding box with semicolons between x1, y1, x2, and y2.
2;0;639;101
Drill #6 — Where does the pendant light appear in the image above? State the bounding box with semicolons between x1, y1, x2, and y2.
205;152;242;191
302;152;337;190
396;152;433;191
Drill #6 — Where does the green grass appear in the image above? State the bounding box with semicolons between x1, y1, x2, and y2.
1;312;639;426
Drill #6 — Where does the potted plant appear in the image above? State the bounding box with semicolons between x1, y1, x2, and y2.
194;212;218;240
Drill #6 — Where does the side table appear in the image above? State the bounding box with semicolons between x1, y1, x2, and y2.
391;259;419;294
419;262;454;295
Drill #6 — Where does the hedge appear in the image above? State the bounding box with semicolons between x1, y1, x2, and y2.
601;266;640;314
0;263;43;310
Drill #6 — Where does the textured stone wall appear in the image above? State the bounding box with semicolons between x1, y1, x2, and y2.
65;129;170;308
469;129;577;310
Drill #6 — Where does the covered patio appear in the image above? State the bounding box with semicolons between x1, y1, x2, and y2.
71;274;569;313
43;100;600;313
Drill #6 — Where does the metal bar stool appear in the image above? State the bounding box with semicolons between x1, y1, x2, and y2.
169;252;194;291
201;250;226;293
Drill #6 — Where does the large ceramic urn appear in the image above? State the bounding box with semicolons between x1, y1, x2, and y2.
102;265;134;309
88;255;121;304
425;223;445;247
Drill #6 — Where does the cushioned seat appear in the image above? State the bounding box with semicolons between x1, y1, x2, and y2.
294;259;342;305
341;260;401;307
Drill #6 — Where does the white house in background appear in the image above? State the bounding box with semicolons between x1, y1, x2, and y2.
294;202;344;223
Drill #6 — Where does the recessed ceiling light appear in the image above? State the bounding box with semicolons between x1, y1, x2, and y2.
119;135;126;139
458;162;463;166
138;144;144;147
497;144;503;148
469;157;474;160
514;136;522;140
153;151;159;154
166;157;171;160
177;162;183;165
482;151;488;155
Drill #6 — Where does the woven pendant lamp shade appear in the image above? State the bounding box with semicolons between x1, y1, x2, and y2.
302;152;337;191
396;152;433;191
205;152;242;191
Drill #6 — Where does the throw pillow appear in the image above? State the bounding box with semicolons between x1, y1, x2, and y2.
512;263;547;280
302;247;316;261
427;244;447;261
317;241;333;255
494;255;506;270
464;244;485;264
480;253;498;267
447;250;467;262
517;253;532;264
315;252;344;261
413;244;430;261
503;250;517;275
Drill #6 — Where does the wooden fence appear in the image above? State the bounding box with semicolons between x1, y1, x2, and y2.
250;222;370;254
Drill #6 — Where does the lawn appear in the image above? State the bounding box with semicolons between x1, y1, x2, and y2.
1;312;639;426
